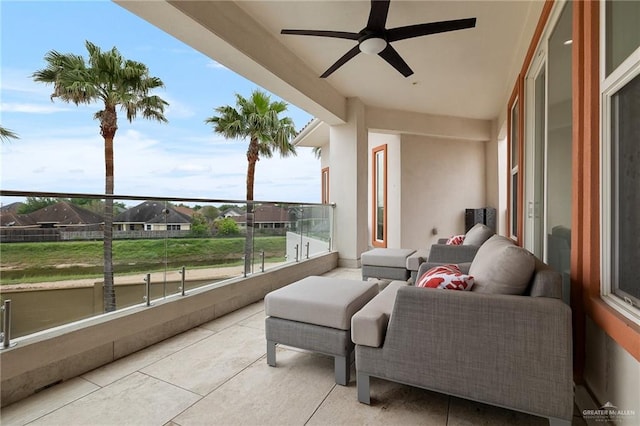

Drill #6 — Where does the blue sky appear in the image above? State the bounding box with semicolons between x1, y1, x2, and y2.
0;0;319;205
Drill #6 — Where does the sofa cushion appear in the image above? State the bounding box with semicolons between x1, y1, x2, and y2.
469;235;535;295
351;280;407;347
446;235;465;245
416;264;474;291
265;276;379;330
361;248;416;268
463;223;494;246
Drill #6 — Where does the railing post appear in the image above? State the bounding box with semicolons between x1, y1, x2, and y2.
260;251;265;272
1;300;17;349
143;274;151;306
294;244;299;262
179;266;186;296
305;241;310;259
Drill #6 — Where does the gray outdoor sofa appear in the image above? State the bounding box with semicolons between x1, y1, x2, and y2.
351;235;574;425
406;223;495;281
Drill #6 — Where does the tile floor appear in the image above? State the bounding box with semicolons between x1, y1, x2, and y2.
1;268;586;426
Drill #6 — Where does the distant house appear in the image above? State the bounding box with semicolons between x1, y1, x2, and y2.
0;201;102;229
220;207;244;218
113;201;191;231
233;205;293;230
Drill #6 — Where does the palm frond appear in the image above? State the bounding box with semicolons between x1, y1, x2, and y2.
0;125;20;142
32;40;169;127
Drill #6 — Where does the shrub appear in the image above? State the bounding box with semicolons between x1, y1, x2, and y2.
216;217;240;236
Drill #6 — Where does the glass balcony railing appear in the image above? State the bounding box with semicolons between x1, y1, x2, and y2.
0;190;334;340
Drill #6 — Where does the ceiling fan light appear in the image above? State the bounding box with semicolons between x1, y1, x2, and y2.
359;37;387;55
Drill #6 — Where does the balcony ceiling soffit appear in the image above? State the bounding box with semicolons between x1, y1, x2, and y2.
117;1;543;123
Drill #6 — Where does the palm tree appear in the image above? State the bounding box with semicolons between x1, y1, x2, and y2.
205;89;297;274
0;125;19;142
33;40;168;312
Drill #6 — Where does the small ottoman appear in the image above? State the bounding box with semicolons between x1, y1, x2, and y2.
361;248;416;281
265;276;379;385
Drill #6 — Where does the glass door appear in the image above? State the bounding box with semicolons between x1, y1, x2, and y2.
524;1;573;302
525;56;546;258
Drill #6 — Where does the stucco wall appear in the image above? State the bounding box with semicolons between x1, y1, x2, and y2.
399;134;486;250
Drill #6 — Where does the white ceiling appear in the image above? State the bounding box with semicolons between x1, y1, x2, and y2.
118;1;544;123
237;1;541;120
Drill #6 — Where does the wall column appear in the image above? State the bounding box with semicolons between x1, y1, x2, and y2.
329;98;369;267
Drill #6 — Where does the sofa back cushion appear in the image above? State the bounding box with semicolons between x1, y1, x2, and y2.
469;235;535;295
463;223;494;246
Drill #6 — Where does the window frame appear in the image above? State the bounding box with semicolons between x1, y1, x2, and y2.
321;167;330;204
371;144;387;248
507;81;524;244
600;27;640;323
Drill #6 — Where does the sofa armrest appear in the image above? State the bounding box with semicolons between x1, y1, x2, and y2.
351;280;407;347
427;244;479;264
376;287;573;420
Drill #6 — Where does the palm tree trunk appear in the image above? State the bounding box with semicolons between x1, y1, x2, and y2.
244;138;259;275
102;110;117;312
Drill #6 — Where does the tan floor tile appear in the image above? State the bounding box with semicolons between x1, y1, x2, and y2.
321;268;362;280
82;327;214;387
308;377;448;426
141;324;265;395
0;377;99;426
199;301;264;332
29;372;200;426
447;396;548;426
237;311;266;331
173;348;335;426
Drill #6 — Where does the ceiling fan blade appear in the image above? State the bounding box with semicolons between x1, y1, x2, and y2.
367;0;390;31
320;45;361;78
387;18;476;42
281;29;359;40
378;44;413;77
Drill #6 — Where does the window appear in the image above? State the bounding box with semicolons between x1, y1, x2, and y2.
508;87;522;243
167;224;181;231
372;144;387;247
321;167;329;204
602;0;640;321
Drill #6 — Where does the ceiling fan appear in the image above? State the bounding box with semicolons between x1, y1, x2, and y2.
281;0;476;78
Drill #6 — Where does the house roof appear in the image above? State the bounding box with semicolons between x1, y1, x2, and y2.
114;201;191;224
174;206;196;218
0;211;37;227
0;202;25;213
233;205;292;224
26;201;103;226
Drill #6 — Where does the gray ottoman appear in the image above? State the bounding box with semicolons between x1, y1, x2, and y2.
361;248;416;281
265;276;379;385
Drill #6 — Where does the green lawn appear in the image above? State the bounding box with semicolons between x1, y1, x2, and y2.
0;237;286;284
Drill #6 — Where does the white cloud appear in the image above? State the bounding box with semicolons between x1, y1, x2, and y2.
0;102;71;114
161;94;196;119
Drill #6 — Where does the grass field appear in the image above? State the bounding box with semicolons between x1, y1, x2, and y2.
0;237;286;285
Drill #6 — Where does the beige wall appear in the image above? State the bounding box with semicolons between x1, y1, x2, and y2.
399;134;486;249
